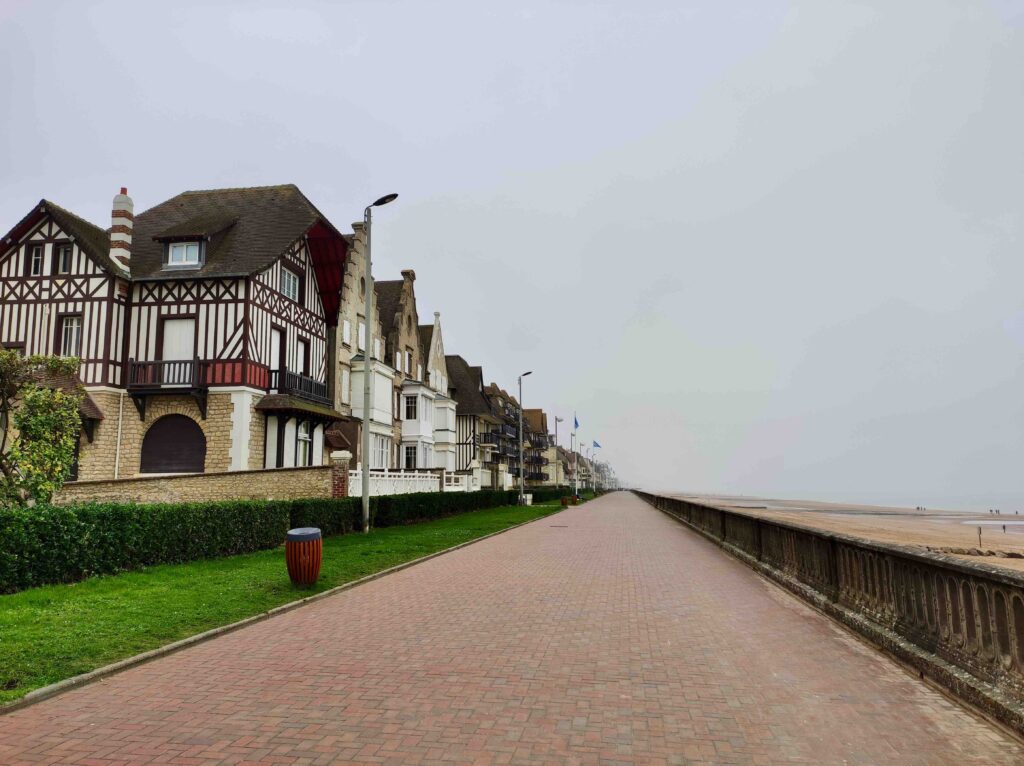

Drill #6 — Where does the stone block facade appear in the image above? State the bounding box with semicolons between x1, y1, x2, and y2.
56;452;351;505
76;391;242;481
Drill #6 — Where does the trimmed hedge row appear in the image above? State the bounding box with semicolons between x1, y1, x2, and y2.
0;486;575;593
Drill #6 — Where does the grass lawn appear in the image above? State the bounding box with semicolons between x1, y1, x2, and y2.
0;501;567;704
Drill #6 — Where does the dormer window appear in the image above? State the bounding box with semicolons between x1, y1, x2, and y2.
167;241;202;267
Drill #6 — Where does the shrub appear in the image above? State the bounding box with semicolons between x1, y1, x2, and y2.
0;488;537;594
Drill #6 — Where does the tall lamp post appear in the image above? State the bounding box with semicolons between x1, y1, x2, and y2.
517;370;532;505
361;193;398;533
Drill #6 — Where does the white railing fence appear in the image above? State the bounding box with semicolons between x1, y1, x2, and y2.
348;469;440;497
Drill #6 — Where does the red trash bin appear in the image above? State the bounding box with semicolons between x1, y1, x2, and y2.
285;527;322;587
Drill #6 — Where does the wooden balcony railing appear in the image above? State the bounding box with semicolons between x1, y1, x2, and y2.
269;368;331;406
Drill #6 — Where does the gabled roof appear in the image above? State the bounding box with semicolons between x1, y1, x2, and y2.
374;279;404;336
523;408;547;434
130;184;348;322
130;184;346;280
445;354;492;417
0;199;127;278
30;368;104;421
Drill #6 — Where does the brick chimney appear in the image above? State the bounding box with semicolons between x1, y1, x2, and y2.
110;187;133;270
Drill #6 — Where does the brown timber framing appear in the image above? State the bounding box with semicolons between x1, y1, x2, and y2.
633;490;1024;737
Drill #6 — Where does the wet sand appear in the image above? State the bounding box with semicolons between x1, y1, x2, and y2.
671;493;1024;574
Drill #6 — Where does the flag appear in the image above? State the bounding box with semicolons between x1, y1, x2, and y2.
593;440;601;449
574;414;579;430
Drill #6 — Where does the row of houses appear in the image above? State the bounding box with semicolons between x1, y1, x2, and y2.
0;184;612;495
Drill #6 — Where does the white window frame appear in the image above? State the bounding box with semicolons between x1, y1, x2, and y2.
405;351;412;375
404;395;417;421
404;444;417;470
373;337;382;360
168;241;201;266
59;314;82;357
297;420;312;466
55;243;73;274
280;268;300;302
358;321;366;351
342;319;351;346
29;245;43;276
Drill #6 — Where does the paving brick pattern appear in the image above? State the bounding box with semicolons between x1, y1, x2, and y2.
2;492;1022;765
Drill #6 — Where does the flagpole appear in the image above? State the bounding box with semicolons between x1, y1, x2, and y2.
573;414;578;498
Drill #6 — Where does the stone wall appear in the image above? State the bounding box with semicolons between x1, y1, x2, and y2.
56;451;352;505
634;490;1024;737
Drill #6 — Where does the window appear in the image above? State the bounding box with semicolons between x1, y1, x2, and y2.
341;367;351;404
394;352;401;371
296;338;309;375
59;315;82;357
342;319;351;346
404;445;417;470
167;242;201;266
373;337;381;360
405;395;417;420
281;268;300;302
417;363;422;381
297;421;312;466
54;243;73;274
357;321;366;351
27;244;43;276
404;350;412;375
372;434;390;469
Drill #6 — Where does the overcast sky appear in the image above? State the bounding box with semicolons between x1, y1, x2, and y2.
2;1;1022;509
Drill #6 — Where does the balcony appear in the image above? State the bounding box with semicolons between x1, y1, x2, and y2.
525;455;549;466
269;368;331;406
497;424;517;438
127;358;212;419
127;359;330;420
526;472;548;482
478;432;500;446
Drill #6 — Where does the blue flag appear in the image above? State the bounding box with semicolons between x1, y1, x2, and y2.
593;440;601;449
574;414;579;430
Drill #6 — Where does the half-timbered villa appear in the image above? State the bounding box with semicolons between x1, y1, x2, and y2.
0;185;351;480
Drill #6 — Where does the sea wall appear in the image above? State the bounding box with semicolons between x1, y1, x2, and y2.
633;490;1024;735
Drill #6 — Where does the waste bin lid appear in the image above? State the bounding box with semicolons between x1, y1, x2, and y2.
286;527;322;542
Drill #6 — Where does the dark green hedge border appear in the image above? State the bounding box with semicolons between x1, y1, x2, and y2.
0;486;573;594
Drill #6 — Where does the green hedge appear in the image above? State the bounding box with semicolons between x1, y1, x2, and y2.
0;486;578;594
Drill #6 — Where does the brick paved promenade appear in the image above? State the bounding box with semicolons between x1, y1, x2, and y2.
2;492;1021;765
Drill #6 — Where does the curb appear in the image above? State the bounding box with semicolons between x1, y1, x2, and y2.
1;501;577;716
642;497;1024;740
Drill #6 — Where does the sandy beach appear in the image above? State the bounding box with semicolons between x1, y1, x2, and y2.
672;493;1024;574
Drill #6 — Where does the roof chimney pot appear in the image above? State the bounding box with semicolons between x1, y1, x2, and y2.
110;187;134;272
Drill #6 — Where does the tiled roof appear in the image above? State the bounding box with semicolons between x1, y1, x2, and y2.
1;199;126;278
131;184;343;280
30;369;104;421
254;394;344;421
523;408;546;434
417;324;433;361
374;280;404;336
445;355;492;417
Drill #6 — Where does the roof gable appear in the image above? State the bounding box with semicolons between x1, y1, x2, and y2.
1;199;125;277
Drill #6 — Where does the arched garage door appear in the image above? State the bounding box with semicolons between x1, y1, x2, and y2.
140;414;206;474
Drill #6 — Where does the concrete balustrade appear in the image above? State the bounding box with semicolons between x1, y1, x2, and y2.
634;490;1024;734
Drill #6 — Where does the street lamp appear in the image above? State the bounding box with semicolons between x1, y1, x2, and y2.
517;371;532;505
361;193;398;534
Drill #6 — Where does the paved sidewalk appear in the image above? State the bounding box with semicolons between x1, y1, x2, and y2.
1;492;1021;765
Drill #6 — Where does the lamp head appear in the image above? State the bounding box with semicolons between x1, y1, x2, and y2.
371;193;399;207
521;370;533;378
